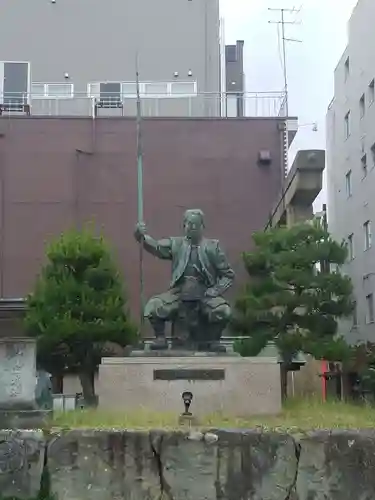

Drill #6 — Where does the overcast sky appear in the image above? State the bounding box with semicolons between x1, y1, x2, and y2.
220;0;358;210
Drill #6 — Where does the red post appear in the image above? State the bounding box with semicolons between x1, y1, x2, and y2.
321;360;328;401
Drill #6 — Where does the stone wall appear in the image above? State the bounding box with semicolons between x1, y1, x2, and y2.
1;428;375;499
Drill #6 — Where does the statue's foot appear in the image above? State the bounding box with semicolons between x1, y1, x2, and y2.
150;337;169;351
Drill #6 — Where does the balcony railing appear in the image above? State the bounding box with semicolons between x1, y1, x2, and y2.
0;91;287;118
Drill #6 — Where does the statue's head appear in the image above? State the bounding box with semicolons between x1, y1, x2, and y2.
183;209;205;242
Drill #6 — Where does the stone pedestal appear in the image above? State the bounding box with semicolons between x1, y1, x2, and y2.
0;337;50;428
98;354;281;417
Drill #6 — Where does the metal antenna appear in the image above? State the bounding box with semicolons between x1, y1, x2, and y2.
268;6;302;118
265;7;302;228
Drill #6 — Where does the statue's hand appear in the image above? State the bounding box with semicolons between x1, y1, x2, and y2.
205;287;219;298
135;222;147;239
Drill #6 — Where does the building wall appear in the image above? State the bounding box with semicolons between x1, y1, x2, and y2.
0;116;284;326
327;0;375;344
0;0;220;115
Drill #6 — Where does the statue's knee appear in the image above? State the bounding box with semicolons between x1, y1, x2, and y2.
211;304;231;323
144;297;163;318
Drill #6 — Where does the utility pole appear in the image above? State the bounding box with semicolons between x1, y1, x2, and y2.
268;7;302;118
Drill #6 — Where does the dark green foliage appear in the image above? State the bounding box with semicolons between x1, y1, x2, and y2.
348;342;375;398
233;222;354;364
25;229;137;402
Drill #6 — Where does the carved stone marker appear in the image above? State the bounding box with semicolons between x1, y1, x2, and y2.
0;338;49;428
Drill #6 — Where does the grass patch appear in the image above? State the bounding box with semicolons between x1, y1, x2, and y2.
50;398;375;432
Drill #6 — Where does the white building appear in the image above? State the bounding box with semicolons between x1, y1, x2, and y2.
327;0;375;344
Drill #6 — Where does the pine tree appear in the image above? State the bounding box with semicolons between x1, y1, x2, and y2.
25;229;137;405
233;222;354;398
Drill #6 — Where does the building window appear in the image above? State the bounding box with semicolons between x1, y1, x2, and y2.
344;57;350;81
364;220;372;250
144;82;169;96
345;170;352;197
87;81;197;100
369;79;375;104
170;81;197;96
87;82;122;107
359;94;365;118
344;111;350;138
361;154;368;178
0;61;31;109
352;300;358;327
31;83;74;98
366;293;374;323
121;82;137;96
226;45;237;63
348;233;354;260
371;143;375;167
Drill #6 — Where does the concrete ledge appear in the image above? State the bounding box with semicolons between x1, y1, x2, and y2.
101;356;278;365
0;409;52;429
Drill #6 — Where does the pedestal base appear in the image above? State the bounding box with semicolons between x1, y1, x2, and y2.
178;414;199;426
0;409;52;429
98;355;281;417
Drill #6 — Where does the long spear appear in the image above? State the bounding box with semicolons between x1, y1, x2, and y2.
135;54;145;332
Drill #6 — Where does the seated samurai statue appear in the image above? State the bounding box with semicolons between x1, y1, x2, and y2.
134;209;235;351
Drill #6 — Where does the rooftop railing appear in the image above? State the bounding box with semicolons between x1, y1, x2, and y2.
0;91;287;119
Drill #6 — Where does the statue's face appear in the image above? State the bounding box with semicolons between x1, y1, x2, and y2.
184;214;204;241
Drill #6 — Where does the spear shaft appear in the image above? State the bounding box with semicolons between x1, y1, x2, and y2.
136;55;145;331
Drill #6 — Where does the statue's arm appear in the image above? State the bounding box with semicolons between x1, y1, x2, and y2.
212;242;235;294
134;228;172;260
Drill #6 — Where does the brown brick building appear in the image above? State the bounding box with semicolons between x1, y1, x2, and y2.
0;116;290;324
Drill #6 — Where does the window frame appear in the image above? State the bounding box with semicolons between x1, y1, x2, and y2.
344;110;351;139
345;170;352;197
169;81;198;97
364;220;372;250
344;57;350;81
359;93;365;118
366;293;374;323
371;143;375;168
352;300;358;328
369;79;375;105
31;82;74;99
87;81;198;99
0;60;31;104
347;233;354;260
361;153;368;178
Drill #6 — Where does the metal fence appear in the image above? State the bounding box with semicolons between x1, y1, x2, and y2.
0;91;286;118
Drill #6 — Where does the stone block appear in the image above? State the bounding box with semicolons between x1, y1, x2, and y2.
296;430;375;500
47;429;298;500
47;429;161;500
159;430;298;500
98;356;281;417
0;429;45;499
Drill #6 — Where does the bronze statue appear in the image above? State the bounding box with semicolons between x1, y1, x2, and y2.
134;209;234;351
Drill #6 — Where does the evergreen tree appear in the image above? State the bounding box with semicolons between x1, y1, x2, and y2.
233;222;354;398
25;229;137;404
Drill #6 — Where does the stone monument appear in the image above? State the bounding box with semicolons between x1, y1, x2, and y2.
97;209;281;418
0;337;50;428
